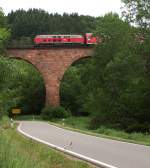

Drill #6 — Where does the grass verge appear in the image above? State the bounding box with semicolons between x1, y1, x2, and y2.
0;118;94;168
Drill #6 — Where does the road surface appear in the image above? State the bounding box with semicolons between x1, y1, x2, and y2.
18;121;150;168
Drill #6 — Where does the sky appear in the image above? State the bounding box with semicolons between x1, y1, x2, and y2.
0;0;123;17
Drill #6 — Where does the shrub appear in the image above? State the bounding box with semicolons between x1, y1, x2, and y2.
0;116;11;129
89;117;104;129
125;122;150;133
41;106;69;120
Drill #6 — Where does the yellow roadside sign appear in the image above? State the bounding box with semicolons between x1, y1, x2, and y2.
12;108;21;114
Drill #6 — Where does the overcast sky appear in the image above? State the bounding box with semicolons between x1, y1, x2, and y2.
0;0;123;16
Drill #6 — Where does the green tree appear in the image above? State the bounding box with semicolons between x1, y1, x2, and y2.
82;13;150;132
7;9;97;40
60;66;86;116
121;0;150;132
0;57;45;117
0;7;7;27
0;8;10;52
122;0;150;28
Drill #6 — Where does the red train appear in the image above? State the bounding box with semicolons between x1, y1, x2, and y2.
34;33;97;46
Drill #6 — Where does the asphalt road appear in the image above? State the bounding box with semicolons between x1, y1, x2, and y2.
18;121;150;168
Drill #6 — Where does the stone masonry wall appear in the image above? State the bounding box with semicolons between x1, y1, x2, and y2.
7;48;93;106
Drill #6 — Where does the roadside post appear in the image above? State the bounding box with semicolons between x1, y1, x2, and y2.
10;118;14;127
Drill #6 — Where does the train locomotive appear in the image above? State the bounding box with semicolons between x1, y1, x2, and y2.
34;33;97;46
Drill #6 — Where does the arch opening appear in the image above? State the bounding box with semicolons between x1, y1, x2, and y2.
60;57;91;116
8;57;46;115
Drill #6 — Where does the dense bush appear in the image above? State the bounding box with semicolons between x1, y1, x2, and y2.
41;106;70;120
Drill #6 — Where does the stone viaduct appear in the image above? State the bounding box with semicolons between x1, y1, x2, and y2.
7;48;94;106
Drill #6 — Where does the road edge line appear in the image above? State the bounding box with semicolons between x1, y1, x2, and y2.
17;122;118;168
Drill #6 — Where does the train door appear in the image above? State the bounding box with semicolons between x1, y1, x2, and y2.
85;33;97;45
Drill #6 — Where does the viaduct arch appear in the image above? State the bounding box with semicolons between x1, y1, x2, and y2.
7;48;94;106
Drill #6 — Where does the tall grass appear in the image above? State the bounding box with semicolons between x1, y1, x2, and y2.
95;126;150;145
0;117;93;168
0;134;38;168
0;116;11;129
0;116;38;168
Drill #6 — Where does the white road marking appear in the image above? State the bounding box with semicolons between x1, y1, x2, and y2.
17;123;118;168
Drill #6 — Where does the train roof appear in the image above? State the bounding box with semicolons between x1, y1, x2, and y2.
35;34;83;38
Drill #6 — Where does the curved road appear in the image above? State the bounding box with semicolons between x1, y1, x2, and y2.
18;121;150;168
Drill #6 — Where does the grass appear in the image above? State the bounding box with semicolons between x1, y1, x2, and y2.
0;117;94;168
15;115;150;146
13;114;41;121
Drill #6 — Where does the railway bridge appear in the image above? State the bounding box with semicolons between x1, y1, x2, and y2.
7;47;94;106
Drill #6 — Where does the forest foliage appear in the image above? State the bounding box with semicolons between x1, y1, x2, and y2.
0;1;150;133
7;9;97;46
0;8;10;52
